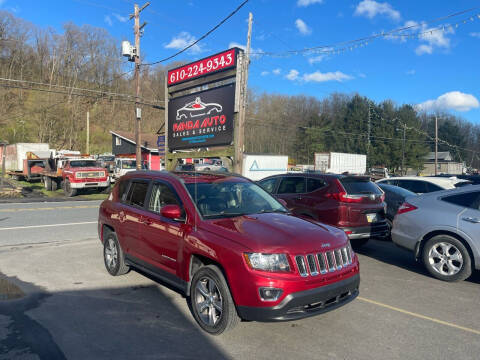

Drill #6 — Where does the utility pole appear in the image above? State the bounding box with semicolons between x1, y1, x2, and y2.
235;12;252;174
367;102;371;160
86;111;90;154
435;114;438;176
130;2;149;170
401;123;406;175
0;140;7;189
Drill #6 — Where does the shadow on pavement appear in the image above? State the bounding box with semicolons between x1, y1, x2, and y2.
356;239;480;284
0;277;229;360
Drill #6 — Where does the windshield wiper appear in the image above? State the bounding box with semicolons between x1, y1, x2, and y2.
203;211;247;219
256;209;290;214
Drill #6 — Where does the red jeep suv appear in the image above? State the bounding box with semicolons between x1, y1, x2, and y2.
258;173;388;247
98;171;359;335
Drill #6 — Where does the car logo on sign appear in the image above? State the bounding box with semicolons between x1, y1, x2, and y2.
176;97;222;121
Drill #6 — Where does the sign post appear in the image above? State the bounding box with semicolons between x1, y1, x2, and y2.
165;48;244;171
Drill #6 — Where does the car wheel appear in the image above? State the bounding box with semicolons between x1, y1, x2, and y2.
190;265;239;335
422;235;472;282
64;179;77;197
103;232;129;276
351;238;369;249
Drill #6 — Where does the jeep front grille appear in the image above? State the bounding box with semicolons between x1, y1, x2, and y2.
295;245;354;277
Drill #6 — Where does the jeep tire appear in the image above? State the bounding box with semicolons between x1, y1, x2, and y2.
190;265;239;335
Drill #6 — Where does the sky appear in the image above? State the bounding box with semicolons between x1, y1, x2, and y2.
1;0;480;123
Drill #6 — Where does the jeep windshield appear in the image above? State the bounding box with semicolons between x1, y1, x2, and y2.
185;181;288;219
69;160;99;167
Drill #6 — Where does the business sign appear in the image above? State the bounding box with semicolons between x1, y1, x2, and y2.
167;48;238;87
168;84;235;150
157;135;165;156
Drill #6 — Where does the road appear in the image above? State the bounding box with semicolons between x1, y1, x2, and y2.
0;201;101;246
0;201;480;360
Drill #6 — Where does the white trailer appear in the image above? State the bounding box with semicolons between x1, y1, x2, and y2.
242;154;288;181
314;152;366;175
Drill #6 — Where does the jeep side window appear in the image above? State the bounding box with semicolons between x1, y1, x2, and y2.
124;180;149;208
278;177;306;194
118;179;130;201
148;182;183;215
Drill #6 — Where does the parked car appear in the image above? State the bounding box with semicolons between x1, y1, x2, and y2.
377;183;417;229
258;173;389;247
195;159;225;171
98;171;360;334
175;163;195;171
433;174;480;185
376;176;469;194
392;185;480;282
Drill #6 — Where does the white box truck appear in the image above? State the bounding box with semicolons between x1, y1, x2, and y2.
242;154;288;181
5;143;53;181
314;152;366;174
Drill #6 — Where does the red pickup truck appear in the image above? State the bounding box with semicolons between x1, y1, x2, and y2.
42;158;110;197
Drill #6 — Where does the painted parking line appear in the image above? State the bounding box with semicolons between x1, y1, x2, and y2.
358;296;480;336
0;205;99;213
0;221;97;231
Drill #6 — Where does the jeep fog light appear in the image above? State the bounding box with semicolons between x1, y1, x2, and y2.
259;287;283;302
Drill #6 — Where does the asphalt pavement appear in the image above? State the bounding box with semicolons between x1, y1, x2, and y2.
0;201;101;246
0;201;479;360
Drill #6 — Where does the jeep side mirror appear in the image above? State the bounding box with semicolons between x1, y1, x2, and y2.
160;204;182;220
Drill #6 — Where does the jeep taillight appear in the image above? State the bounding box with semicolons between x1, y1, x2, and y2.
397;202;417;215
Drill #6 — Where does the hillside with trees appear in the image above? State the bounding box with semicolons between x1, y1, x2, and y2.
1;10;479;170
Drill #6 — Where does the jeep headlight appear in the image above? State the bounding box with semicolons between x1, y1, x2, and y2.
243;253;290;272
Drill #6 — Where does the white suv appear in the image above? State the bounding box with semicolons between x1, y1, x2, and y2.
376;176;469;194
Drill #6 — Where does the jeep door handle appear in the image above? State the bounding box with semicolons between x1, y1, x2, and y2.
295;196;303;200
462;217;480;224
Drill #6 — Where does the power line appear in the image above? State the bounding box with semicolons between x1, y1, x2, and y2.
0;78;163;103
142;0;250;66
249;8;479;57
0;84;164;108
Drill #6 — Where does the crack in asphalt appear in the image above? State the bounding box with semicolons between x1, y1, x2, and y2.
0;276;66;360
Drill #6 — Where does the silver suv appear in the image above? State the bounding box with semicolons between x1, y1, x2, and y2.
392;185;480;281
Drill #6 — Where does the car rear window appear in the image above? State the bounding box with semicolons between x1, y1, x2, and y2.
339;177;382;195
307;178;327;192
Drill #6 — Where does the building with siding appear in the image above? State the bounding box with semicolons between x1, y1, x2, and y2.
110;130;164;170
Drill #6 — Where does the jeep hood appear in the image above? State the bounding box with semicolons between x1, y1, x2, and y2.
203;213;348;253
